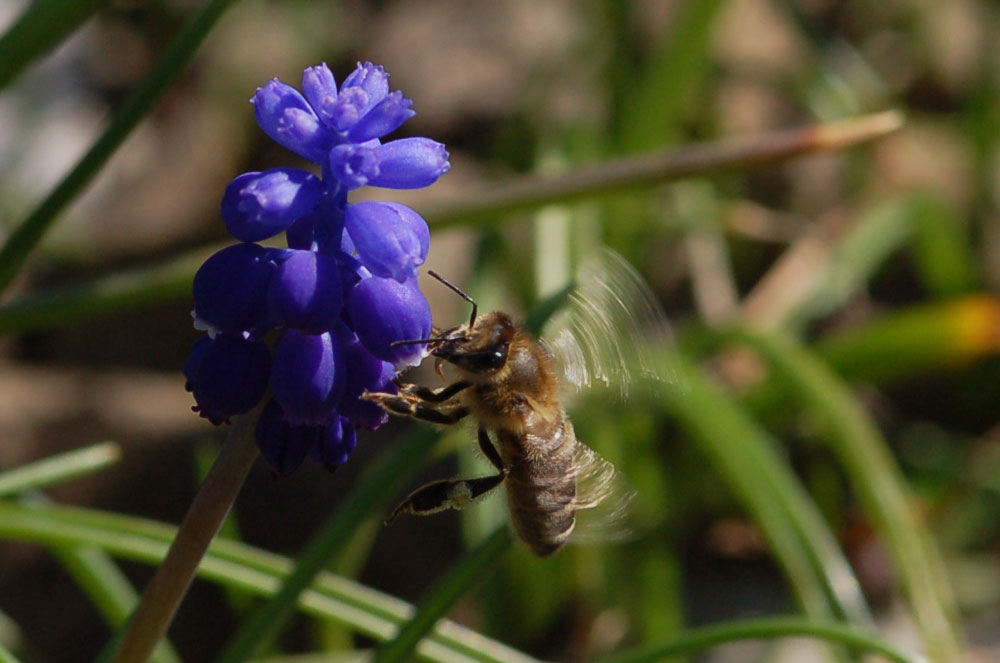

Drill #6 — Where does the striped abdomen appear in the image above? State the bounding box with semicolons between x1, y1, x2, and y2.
498;417;578;557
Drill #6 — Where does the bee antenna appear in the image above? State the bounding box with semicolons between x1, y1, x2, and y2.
390;337;444;348
428;270;477;326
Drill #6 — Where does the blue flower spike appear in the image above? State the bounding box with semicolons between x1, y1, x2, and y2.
187;61;448;474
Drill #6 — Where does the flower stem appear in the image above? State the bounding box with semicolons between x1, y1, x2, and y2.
112;404;262;663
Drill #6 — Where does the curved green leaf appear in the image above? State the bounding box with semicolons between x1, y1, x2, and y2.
732;328;965;663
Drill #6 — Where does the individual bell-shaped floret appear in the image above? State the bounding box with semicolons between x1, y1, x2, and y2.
337;331;398;430
327;138;449;191
300;63;339;130
266;249;343;333
270;330;346;426
346;201;429;282
221;168;324;242
302;62;415;143
253;78;334;163
184;334;270;425
346;90;415;143
348;275;431;367
330;62;391;133
368;138;450;189
255;400;317;475
192;243;274;336
326;142;379;191
310;415;358;470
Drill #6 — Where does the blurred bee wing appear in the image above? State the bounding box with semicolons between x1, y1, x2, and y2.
543;248;678;402
569;441;638;544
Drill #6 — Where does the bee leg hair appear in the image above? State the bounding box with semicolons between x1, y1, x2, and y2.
396;380;472;403
362;390;470;424
385;428;509;525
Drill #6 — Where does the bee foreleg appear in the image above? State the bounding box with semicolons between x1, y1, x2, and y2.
395;380;472;403
362;390;470;424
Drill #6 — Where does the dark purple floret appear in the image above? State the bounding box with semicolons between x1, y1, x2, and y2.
185;334;270;425
310;416;358;470
348;275;432;367
192;243;274;336
255;400;317;475
338;333;397;430
267;249;344;333
270;330;346;426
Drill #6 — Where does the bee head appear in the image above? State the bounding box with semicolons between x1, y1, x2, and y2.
389;271;516;376
432;311;515;375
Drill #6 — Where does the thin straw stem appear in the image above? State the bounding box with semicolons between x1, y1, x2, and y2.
112;403;262;663
424;111;904;228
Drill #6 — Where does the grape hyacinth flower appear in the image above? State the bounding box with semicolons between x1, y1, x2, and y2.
185;62;449;474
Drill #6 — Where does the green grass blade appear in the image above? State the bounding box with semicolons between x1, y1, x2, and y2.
0;438;179;663
0;444;178;661
0;0;241;293
0;0;105;91
815;295;1000;385
372;528;514;663
216;428;441;663
661;353;872;626
0;442;120;496
593;616;924;663
0;245;213;334
51;546;180;663
909;194;979;297
778;196;915;331
0;501;539;663
0;640;22;663
616;0;728;151
733;328;966;663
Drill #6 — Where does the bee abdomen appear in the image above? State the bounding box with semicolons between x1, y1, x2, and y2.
503;426;578;557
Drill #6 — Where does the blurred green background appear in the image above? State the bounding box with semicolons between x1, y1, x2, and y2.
0;1;998;662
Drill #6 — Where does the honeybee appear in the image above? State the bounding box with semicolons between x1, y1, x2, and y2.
364;250;670;556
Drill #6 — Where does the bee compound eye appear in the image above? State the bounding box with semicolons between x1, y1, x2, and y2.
485;349;507;369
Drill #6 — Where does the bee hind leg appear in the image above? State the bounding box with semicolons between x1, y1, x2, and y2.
385;428;508;524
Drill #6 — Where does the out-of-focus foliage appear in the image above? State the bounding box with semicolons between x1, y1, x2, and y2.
0;1;998;663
